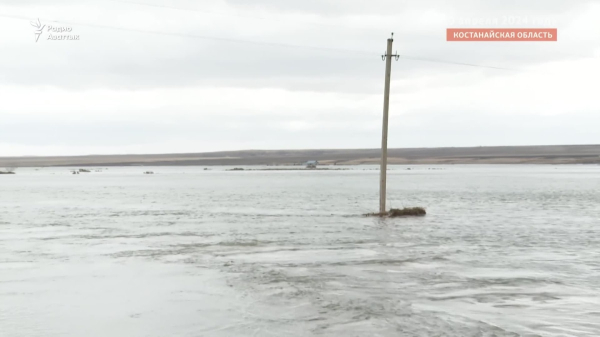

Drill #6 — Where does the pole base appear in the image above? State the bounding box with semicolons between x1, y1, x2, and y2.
365;207;426;217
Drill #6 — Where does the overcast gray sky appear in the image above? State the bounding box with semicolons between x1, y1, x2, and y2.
1;0;599;156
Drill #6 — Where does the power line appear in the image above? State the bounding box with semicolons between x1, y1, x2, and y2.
104;0;345;30
3;13;525;71
103;0;449;45
400;56;522;71
2;13;374;55
104;0;597;62
96;1;526;71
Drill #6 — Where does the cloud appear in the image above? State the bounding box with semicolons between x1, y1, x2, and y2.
0;0;598;155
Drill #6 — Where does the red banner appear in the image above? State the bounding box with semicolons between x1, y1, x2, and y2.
447;28;557;41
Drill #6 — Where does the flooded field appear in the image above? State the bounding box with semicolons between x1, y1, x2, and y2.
1;165;599;336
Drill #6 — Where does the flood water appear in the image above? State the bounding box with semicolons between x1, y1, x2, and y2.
1;165;599;336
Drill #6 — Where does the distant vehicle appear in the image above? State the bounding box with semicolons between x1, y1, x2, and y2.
305;160;318;169
144;171;154;174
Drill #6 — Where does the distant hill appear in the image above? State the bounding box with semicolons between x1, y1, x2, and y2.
1;145;599;167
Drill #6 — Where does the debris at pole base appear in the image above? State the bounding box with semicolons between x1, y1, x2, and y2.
365;207;426;217
388;207;426;217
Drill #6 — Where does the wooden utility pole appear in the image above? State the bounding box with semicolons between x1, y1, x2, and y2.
379;33;398;215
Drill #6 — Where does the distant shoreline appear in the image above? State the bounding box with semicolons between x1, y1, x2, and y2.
226;168;351;171
1;145;599;167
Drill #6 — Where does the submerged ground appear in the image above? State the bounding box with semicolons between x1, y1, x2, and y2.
1;165;599;336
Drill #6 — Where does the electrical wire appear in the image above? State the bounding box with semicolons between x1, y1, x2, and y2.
104;0;346;30
3;13;526;71
1;14;375;55
400;56;522;71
